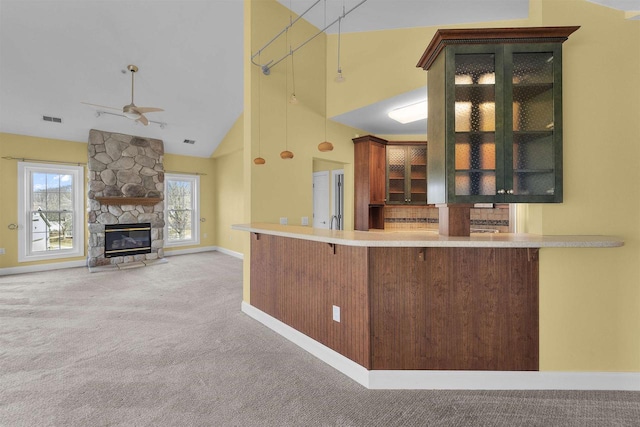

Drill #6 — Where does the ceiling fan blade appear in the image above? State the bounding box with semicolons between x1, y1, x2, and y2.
81;102;121;111
135;107;164;114
136;114;149;126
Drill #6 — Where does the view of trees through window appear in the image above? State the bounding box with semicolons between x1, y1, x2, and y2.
31;172;74;252
166;179;193;241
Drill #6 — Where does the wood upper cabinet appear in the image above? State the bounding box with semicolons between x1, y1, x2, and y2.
386;143;427;205
353;135;387;231
418;27;578;204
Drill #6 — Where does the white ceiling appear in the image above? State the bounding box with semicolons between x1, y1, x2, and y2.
0;0;244;158
1;1;636;158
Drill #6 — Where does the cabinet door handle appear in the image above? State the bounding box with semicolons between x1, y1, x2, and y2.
507;189;514;194
497;189;505;194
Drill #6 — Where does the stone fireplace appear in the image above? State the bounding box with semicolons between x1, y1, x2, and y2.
87;129;165;268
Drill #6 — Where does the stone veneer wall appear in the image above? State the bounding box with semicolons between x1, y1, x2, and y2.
87;129;165;267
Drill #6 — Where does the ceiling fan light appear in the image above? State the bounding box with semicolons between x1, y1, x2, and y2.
123;111;141;120
123;104;141;120
318;141;334;152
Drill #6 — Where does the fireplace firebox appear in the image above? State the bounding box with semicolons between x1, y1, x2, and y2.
104;223;152;258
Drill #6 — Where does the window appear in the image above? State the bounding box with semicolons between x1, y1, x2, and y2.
18;162;84;262
164;174;200;247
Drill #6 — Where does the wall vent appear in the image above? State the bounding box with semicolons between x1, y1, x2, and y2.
183;139;196;144
43;115;63;123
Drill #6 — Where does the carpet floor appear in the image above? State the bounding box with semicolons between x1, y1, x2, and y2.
0;252;638;426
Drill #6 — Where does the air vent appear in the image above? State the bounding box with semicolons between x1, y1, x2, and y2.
43;115;63;124
183;139;196;145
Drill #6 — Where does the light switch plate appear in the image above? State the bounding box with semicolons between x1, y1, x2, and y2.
301;216;309;226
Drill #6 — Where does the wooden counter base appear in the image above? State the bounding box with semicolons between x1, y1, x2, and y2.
250;233;538;371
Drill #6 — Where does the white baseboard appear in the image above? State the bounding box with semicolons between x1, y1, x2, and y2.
163;245;243;260
0;259;86;276
215;247;244;260
368;370;640;390
241;301;370;387
241;302;640;391
164;246;218;256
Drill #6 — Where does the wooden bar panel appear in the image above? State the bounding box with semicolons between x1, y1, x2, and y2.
250;234;371;368
436;204;472;236
369;247;538;370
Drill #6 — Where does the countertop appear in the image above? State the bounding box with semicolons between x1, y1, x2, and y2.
231;223;624;249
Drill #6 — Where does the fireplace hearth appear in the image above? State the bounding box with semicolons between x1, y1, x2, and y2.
104;223;152;258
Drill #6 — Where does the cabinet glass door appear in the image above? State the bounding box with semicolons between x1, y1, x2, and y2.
505;44;561;200
387;146;406;204
408;146;427;204
453;51;499;200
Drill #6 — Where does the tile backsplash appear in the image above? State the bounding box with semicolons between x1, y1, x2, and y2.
384;205;510;233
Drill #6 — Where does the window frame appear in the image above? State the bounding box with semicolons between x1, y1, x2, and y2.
17;162;85;262
164;173;200;247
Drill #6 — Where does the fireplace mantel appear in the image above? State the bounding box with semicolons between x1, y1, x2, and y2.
95;196;163;206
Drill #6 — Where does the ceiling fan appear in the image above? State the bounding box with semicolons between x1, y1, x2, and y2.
82;64;163;126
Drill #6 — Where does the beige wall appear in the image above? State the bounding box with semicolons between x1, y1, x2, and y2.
213;114;244;255
239;0;640;372
531;0;639;372
247;0;361;228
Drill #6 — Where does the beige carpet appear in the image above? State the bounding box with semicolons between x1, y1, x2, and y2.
0;252;638;426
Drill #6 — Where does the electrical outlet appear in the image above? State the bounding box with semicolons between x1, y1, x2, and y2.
0;248;5;255
332;305;340;323
203;233;207;238
301;216;309;226
280;217;288;225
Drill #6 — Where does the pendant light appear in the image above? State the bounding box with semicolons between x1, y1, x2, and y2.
280;29;294;160
318;0;334;152
254;53;266;165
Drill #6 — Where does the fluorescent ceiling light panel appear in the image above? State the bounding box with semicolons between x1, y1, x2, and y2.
388;100;428;124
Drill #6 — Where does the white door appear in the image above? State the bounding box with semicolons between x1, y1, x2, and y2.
313;171;330;229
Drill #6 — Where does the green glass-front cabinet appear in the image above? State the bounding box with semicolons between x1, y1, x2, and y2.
418;27;579;204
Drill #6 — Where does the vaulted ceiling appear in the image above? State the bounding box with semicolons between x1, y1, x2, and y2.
1;1;636;158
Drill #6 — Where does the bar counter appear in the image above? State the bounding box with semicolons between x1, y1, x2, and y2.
231;223;623;248
233;223;623;388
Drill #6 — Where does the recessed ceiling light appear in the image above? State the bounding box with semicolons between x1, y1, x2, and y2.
388;100;428;124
